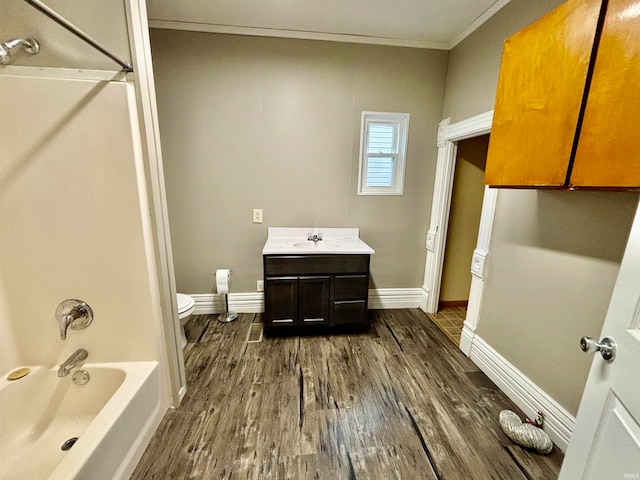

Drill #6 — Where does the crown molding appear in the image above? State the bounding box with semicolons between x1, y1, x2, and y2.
450;0;512;49
148;20;449;50
149;1;511;51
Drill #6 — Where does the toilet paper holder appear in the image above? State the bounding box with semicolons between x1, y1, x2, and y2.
216;269;238;323
218;292;238;323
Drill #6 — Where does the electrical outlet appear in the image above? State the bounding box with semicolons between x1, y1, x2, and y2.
253;209;263;224
257;280;264;292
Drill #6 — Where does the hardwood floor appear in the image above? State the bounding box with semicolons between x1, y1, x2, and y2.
131;310;563;479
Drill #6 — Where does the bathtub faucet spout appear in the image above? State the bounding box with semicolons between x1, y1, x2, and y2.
58;349;88;377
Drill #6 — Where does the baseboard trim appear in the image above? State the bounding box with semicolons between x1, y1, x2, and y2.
368;288;423;309
459;322;475;356
191;293;264;314
438;300;469;308
419;286;429;312
190;288;423;314
469;335;574;452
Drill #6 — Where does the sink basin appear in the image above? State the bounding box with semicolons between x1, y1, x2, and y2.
292;241;342;249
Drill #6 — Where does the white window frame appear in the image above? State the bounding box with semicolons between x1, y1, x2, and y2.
358;111;410;195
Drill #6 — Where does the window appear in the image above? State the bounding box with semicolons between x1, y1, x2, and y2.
358;111;410;195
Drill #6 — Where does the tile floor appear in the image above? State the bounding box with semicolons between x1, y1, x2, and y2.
427;305;466;345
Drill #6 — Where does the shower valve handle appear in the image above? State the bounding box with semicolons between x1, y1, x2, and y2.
56;299;93;340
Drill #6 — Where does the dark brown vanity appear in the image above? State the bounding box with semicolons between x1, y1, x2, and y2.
262;228;374;335
263;254;370;334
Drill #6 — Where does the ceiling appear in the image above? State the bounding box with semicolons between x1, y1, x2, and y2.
147;0;512;50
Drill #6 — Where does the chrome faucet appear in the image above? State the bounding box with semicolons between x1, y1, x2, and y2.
307;232;323;243
55;299;93;340
58;349;88;377
0;38;40;66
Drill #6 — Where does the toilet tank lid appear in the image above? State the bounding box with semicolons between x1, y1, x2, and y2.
176;293;195;313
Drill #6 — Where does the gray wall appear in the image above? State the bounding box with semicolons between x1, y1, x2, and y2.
480;191;638;415
443;0;639;415
442;0;565;123
150;31;449;293
149;0;635;415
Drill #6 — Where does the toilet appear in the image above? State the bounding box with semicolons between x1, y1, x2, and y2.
176;293;195;348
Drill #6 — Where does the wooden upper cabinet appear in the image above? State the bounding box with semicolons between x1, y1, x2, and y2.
570;0;640;188
485;0;603;187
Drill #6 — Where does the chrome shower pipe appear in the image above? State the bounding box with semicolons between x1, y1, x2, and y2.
23;0;133;72
0;38;40;66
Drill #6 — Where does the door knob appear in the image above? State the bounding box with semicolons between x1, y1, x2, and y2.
580;336;616;362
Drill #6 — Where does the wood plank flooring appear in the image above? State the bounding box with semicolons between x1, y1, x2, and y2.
131;310;563;479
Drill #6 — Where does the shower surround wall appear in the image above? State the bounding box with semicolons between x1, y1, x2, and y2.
0;0;170;396
0;3;185;476
0;72;162;374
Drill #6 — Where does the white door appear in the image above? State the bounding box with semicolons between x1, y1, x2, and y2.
560;198;640;479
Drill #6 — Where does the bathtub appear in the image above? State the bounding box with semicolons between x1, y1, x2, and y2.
0;361;162;480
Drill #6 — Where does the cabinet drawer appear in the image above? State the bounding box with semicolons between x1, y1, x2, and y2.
265;255;369;276
333;300;367;326
335;275;368;301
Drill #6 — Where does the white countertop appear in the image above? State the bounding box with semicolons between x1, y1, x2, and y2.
262;227;375;255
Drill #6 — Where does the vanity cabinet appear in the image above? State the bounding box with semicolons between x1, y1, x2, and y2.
485;0;640;189
263;254;370;333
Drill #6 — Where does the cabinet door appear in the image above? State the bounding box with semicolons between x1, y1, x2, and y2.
570;0;640;188
298;276;330;325
265;277;298;327
484;0;603;187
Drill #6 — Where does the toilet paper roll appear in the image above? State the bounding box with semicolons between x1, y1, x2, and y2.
216;269;232;294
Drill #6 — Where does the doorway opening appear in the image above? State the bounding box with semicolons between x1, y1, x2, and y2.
429;135;489;344
421;111;495;356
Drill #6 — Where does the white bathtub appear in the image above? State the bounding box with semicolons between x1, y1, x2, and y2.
0;361;161;480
